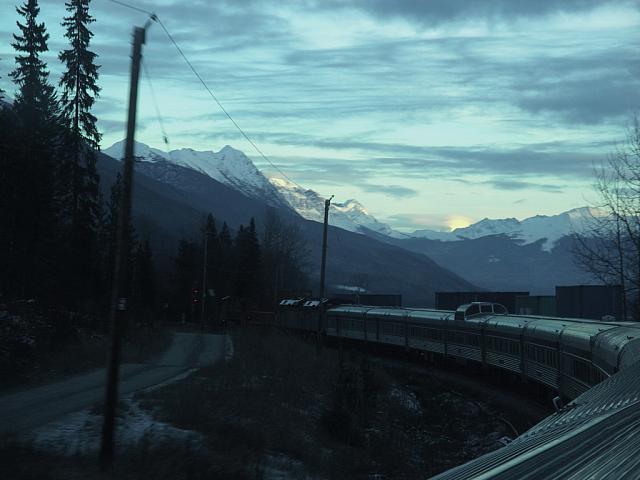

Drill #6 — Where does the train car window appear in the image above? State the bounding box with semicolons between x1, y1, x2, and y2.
467;304;480;316
428;329;443;341
493;304;507;314
573;360;590;383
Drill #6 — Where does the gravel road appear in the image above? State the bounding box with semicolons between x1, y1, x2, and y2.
0;332;226;433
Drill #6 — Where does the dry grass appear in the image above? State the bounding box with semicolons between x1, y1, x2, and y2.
135;328;515;478
0;311;171;392
0;328;526;479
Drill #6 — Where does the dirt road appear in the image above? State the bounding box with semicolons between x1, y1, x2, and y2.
0;332;226;433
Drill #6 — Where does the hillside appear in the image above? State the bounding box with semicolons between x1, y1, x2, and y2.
97;152;475;306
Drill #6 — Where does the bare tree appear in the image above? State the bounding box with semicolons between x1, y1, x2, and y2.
261;209;311;308
573;116;640;319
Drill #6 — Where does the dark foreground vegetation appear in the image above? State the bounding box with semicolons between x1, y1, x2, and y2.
0;301;170;391
1;328;543;479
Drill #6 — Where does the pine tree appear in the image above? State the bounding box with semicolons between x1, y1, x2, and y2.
172;239;200;321
59;0;102;308
11;0;58;133
132;239;155;323
8;0;61;300
0;59;4;100
202;213;219;299
59;0;100;149
102;173;136;307
217;222;234;298
235;218;262;302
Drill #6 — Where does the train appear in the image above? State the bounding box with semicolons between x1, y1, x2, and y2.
276;299;640;401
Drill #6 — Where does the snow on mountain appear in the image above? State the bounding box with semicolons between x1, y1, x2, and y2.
411;207;601;251
103;140;290;209
269;177;406;238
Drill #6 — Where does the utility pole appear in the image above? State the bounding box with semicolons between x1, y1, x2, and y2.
318;195;333;345
319;195;333;301
201;231;209;331
100;25;147;469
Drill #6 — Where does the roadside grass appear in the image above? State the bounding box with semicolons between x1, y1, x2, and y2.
0;436;219;480
0;328;539;479
0;309;171;392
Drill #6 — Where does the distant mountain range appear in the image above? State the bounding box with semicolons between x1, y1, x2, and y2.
268;171;597;253
102;139;598;297
100;141;474;306
410;207;599;252
103;141;291;210
268;177;406;239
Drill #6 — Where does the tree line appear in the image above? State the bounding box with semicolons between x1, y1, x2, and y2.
0;0;107;312
0;0;311;324
171;210;310;323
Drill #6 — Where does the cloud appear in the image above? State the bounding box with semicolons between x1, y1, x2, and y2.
252;131;608;179
358;183;418;198
383;211;452;230
482;179;566;193
334;0;633;26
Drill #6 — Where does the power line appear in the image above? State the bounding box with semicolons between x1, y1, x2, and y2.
155;18;306;190
105;0;307;191
106;0;153;16
142;59;171;152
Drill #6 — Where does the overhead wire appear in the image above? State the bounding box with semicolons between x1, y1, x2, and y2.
106;0;153;16
141;58;171;154
105;0;311;193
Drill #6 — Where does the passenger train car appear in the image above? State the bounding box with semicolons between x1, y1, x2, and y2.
276;300;640;400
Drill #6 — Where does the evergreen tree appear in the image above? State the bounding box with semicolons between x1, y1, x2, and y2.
0;59;4;99
59;0;100;150
235;218;262;302
132;239;155;322
102;173;136;307
59;0;102;308
10;0;58;132
8;0;61;300
216;222;234;298
0;102;17;298
172;238;200;321
202;213;219;299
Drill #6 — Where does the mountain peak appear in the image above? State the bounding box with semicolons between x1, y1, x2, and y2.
103;140;290;209
411;207;597;251
268;177;405;239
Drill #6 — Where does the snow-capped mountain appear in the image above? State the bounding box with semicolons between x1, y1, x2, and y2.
411;207;601;251
269;177;407;239
103;140;290;209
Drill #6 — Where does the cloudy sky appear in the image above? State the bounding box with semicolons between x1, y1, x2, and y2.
1;0;639;232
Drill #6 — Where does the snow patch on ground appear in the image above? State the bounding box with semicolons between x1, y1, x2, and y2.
25;396;203;455
259;452;312;480
390;386;422;414
224;335;234;361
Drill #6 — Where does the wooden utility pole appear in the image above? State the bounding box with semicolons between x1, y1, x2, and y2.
318;195;333;344
100;25;146;468
201;232;209;331
319;195;333;301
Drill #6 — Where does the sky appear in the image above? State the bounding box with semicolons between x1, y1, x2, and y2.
1;0;639;232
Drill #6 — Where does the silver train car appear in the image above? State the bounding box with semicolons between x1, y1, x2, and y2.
277;300;640;400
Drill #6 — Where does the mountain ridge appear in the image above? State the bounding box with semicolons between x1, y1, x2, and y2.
268;176;407;239
103;140;292;211
410;207;601;251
